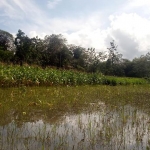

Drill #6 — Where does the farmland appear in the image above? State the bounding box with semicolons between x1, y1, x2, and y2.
0;64;150;149
0;64;148;87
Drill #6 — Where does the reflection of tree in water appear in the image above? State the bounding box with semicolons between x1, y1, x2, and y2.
0;103;150;150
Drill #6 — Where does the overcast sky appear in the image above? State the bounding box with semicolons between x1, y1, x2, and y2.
1;0;150;59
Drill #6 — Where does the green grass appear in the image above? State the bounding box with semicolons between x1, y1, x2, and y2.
102;76;148;85
0;64;149;87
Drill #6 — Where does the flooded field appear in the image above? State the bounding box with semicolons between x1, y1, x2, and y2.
0;85;150;150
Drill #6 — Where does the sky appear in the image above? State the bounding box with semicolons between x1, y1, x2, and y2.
0;0;150;60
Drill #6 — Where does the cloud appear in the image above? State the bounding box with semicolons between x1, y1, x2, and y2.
106;29;140;59
47;0;62;9
0;0;50;34
106;13;150;59
51;12;106;50
124;0;150;16
29;31;46;39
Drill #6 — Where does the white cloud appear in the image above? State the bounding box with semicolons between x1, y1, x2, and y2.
109;13;150;38
47;0;62;9
29;31;46;39
48;12;106;51
106;13;150;59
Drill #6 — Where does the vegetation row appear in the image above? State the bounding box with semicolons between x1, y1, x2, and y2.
0;64;148;87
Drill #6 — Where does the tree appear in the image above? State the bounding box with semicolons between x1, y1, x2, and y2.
44;34;67;53
86;48;108;73
69;45;88;71
0;29;15;51
14;30;33;65
121;59;133;77
28;36;44;65
131;53;150;77
105;40;124;76
42;34;71;67
0;29;15;63
107;40;122;65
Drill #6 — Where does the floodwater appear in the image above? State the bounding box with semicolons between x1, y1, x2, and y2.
0;103;150;150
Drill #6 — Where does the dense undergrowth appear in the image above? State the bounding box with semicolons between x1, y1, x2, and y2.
0;64;149;87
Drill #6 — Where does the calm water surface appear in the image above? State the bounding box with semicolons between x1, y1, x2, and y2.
0;103;150;150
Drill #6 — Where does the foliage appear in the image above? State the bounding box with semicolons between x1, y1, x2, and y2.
0;50;14;63
0;29;15;51
107;40;122;65
0;64;148;87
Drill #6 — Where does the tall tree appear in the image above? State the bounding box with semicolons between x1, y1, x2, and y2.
131;53;150;77
70;45;88;70
0;29;15;51
14;30;32;65
105;40;124;76
0;29;15;63
107;40;122;65
43;34;71;67
86;48;108;73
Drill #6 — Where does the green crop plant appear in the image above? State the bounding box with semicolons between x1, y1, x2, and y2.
0;64;149;87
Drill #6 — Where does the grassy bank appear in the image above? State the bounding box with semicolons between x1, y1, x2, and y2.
0;64;148;87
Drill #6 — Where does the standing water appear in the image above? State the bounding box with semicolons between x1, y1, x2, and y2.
0;86;150;149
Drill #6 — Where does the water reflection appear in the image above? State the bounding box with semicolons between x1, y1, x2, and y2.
0;104;150;150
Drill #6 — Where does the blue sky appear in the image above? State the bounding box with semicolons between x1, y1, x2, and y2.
1;0;150;59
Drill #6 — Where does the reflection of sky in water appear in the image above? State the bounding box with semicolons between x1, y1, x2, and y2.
0;104;150;150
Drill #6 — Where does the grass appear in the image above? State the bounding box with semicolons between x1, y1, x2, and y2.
0;64;149;87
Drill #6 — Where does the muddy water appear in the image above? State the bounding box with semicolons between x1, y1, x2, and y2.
0;103;150;150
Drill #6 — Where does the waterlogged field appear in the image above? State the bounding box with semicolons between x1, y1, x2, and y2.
0;85;150;150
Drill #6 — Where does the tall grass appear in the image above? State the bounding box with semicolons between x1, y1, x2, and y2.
0;64;148;87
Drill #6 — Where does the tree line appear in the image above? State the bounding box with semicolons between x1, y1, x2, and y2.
0;29;150;78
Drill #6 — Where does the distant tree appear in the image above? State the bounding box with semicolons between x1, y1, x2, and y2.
131;53;150;77
87;49;108;73
105;40;123;76
86;48;97;72
121;59;133;77
0;49;14;63
0;29;15;63
43;34;71;67
107;40;122;65
14;30;33;65
69;45;88;71
0;29;15;51
44;34;66;52
28;36;44;65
